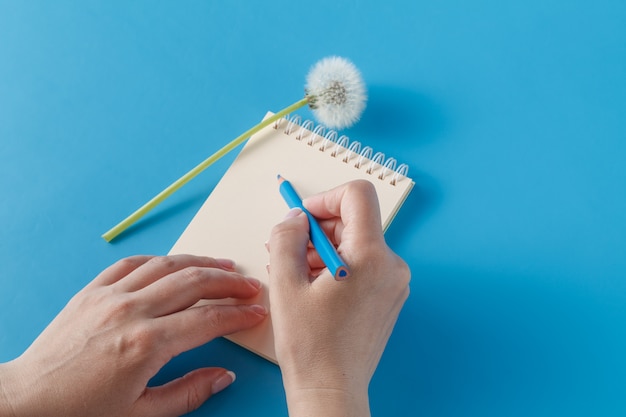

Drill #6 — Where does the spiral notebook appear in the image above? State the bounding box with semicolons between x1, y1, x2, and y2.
169;112;414;363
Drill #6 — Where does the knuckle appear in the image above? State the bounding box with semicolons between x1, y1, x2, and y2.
204;306;228;329
100;294;138;325
391;257;412;295
114;256;146;270
181;266;206;282
270;216;309;248
184;375;205;412
349;179;377;197
112;322;156;357
270;221;296;242
131;324;156;351
181;267;213;293
148;255;176;270
270;221;288;238
396;257;411;286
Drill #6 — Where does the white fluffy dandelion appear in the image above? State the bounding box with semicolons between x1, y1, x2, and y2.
103;56;368;241
305;56;367;130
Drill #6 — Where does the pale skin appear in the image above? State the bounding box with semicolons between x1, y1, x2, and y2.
0;180;410;417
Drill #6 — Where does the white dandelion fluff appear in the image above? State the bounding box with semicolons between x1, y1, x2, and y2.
305;56;367;130
103;56;368;241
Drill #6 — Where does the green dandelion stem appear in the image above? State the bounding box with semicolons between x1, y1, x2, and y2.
102;97;310;242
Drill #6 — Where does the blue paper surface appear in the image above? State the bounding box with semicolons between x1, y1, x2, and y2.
1;1;625;416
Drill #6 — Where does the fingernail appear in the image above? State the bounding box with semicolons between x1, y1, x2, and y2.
264;241;269;252
216;258;236;270
212;370;236;394
265;263;270;274
284;207;303;219
250;304;267;315
247;277;262;289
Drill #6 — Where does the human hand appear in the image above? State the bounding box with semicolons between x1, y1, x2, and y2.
0;255;266;417
267;180;411;417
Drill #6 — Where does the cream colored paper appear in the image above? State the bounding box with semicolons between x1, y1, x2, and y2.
169;112;414;363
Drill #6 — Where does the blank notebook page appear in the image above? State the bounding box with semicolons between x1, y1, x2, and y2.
169;112;414;363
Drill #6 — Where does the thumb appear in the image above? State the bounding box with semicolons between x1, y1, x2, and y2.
137;368;235;417
268;208;311;291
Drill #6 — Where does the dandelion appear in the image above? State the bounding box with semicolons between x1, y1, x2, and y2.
306;56;367;129
102;56;367;242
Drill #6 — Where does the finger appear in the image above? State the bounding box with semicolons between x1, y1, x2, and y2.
317;217;345;247
267;248;324;278
306;247;326;271
137;268;262;317
89;255;154;287
310;267;327;279
136;368;235;417
304;180;384;244
268;208;312;296
156;304;267;357
115;254;235;292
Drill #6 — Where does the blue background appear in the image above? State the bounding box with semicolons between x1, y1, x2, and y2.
1;1;625;416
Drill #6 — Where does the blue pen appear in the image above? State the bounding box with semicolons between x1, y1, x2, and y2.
277;175;350;280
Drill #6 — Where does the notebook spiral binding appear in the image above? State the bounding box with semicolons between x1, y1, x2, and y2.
273;114;410;186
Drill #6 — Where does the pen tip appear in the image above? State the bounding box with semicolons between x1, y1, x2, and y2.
277;174;284;183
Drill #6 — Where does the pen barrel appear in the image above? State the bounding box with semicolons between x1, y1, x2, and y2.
306;213;346;278
278;180;349;280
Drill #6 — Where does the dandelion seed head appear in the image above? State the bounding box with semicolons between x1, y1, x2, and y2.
305;56;367;130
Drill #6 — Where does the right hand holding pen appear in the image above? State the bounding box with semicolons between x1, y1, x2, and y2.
268;180;411;417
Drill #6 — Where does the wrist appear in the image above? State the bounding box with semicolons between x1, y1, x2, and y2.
0;358;45;417
284;385;370;417
282;374;370;417
0;361;21;417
